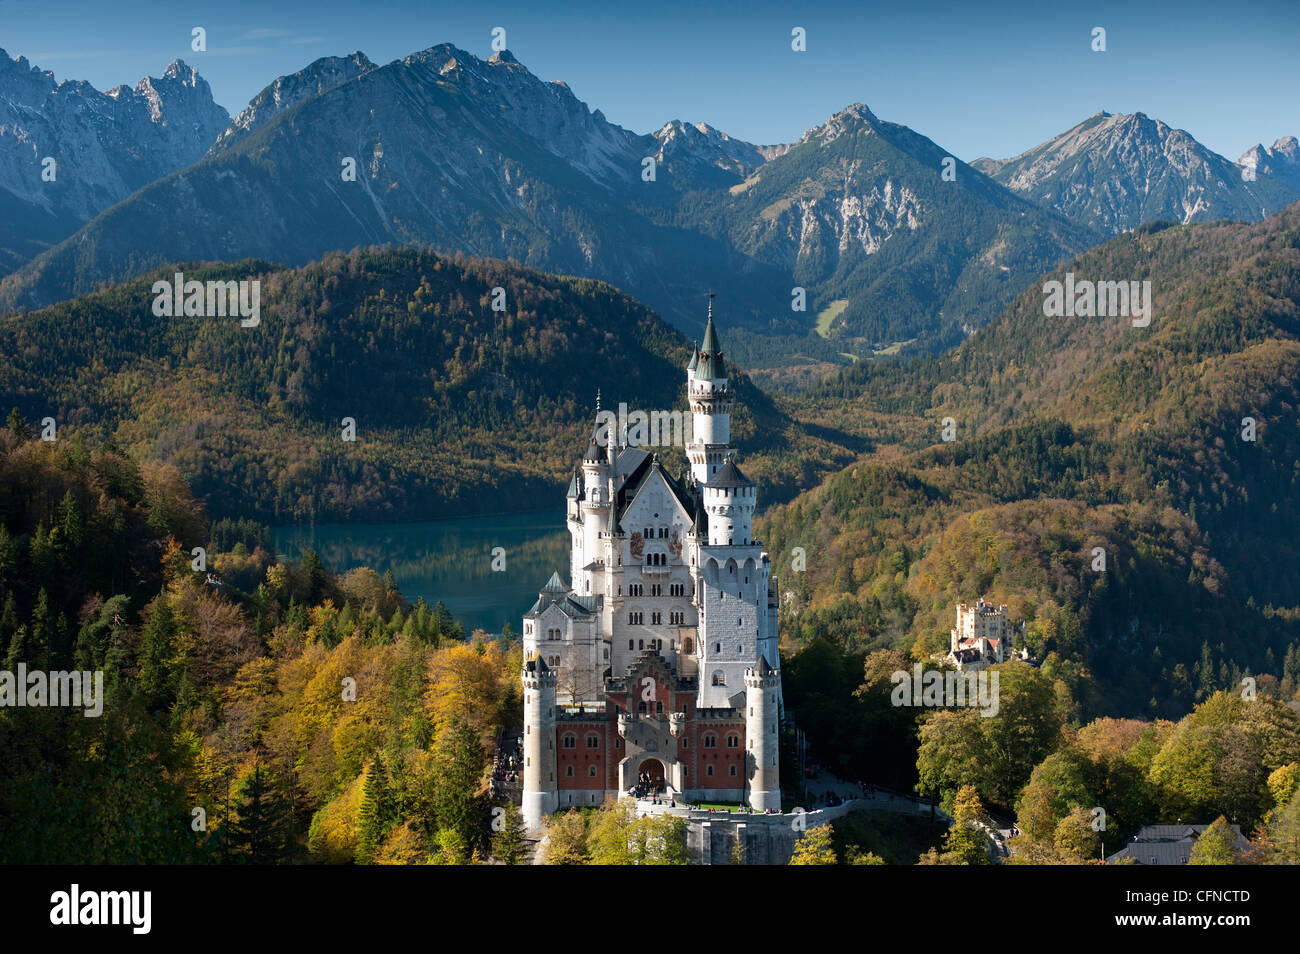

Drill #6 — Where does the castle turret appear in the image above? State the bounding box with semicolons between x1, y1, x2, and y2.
578;422;609;588
702;456;755;547
686;304;734;484
521;657;558;831
745;656;781;811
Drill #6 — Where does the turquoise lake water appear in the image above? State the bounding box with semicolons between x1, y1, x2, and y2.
271;511;568;635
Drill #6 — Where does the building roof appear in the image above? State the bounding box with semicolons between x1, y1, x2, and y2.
526;572;599;619
697;309;726;380
686;343;698;372
566;469;581;499
704;456;753;490
1106;824;1249;865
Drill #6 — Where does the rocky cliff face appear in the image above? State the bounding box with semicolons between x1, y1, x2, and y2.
974;111;1298;234
1239;135;1300;193
0;45;1090;353
0;50;229;272
209;52;375;153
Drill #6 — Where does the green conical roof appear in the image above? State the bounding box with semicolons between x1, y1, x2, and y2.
701;312;720;353
698;310;725;380
542;571;567;593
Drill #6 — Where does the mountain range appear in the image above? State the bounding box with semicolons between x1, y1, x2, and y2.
764;202;1300;717
973;111;1297;235
0;49;229;273
0;43;1296;364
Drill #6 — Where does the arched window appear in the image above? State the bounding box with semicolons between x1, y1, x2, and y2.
727;734;739;748
563;733;576;749
706;764;715;777
729;764;738;776
703;733;717;749
565;765;574;777
683;637;695;654
712;670;725;686
588;764;598;777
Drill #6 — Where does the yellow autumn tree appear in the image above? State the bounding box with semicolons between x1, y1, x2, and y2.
790;824;837;865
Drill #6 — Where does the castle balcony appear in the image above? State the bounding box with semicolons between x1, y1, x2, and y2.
640;564;674;577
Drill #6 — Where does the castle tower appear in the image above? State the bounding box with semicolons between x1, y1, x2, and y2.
578;426;608;589
702;456;755;547
521;658;558;831
745;656;781;811
686;303;733;485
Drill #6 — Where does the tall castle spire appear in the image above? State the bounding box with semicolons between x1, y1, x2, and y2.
686;295;733;483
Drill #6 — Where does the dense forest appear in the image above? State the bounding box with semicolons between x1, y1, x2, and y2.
0;247;861;524
762;206;1300;787
4;417;1296;864
0;423;527;863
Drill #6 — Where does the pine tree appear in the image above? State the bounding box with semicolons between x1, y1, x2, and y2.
491;802;528;865
56;490;83;551
730;831;746;865
228;763;292;864
137;598;177;711
5;407;30;439
356;759;395;864
433;720;486;855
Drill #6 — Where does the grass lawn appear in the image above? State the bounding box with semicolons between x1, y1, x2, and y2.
814;298;848;338
690;801;747;812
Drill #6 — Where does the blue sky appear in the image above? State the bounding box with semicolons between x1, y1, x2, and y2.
3;0;1297;161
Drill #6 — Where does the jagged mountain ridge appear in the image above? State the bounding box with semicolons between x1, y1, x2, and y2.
1239;135;1300;194
0;43;1093;355
973;111;1299;234
669;103;1096;347
0;49;229;273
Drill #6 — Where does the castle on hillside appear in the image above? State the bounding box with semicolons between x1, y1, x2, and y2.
948;598;1016;670
519;305;782;831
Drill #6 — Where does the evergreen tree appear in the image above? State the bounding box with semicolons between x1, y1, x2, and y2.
137;598;177;711
5;407;31;439
491;802;528;865
432;720;485;855
356;759;395;864
228;763;292;864
56;490;83;551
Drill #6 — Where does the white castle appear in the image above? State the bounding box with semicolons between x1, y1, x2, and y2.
519;305;782;830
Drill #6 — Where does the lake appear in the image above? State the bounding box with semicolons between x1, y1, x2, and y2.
271;511;568;635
